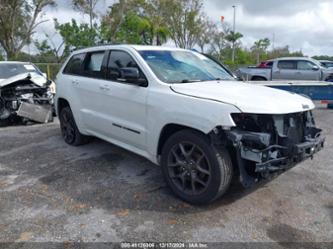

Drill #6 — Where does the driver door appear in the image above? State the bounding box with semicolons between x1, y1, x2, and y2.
97;50;148;150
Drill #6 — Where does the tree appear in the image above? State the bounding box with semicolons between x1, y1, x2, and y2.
101;0;169;45
208;29;228;62
251;38;271;64
142;0;169;45
268;45;303;59
115;12;151;44
55;19;99;56
34;33;65;63
72;0;102;29
159;0;206;49
225;30;243;63
101;0;143;43
0;0;56;59
197;20;216;53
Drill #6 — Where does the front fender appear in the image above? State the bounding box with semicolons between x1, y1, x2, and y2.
146;90;240;159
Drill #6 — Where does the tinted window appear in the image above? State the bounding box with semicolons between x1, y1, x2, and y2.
266;61;273;67
107;50;146;84
297;60;316;70
63;53;85;75
277;60;297;70
83;51;105;78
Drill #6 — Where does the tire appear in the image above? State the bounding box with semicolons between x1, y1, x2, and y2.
252;76;267;81
0;119;8;127
59;106;90;146
161;129;233;205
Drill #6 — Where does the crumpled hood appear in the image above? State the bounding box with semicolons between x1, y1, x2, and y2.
0;73;47;88
171;81;315;114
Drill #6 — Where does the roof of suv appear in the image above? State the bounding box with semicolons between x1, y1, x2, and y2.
0;61;34;64
72;44;187;54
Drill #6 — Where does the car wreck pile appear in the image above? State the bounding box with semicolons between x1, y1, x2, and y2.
0;73;54;126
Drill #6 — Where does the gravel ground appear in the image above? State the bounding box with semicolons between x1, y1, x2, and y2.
0;104;332;244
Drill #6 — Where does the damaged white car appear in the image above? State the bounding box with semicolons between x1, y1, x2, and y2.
0;62;55;126
55;45;325;204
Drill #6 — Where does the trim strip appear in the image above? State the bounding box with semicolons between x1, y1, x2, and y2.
112;123;141;134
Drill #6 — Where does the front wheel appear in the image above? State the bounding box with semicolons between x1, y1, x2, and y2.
161;130;233;204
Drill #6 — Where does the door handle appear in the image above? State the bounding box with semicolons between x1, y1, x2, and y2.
99;85;110;91
71;80;79;85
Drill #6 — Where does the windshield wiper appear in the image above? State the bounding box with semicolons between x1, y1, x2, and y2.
180;79;203;83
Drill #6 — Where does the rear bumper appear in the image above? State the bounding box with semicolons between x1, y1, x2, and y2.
225;130;325;187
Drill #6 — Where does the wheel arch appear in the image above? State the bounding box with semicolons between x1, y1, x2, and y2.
56;98;71;116
157;123;209;157
251;75;267;81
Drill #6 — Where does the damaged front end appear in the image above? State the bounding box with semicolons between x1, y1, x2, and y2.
0;73;54;126
216;111;325;187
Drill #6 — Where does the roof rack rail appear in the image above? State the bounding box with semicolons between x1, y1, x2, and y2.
71;42;126;52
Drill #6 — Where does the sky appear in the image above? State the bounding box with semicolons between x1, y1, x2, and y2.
31;0;333;56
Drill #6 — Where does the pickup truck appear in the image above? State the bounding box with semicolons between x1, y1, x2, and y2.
55;45;325;204
237;57;333;82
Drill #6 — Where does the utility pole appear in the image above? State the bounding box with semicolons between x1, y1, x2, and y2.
272;32;275;51
232;5;236;63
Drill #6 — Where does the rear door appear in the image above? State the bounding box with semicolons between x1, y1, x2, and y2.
272;60;298;80
60;53;87;123
296;60;321;80
96;50;148;150
70;50;111;133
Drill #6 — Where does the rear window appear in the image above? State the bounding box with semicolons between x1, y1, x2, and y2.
63;53;86;75
0;63;40;79
83;51;106;78
277;60;297;70
266;61;273;67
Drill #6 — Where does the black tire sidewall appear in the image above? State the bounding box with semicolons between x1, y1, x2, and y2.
59;106;84;145
161;130;232;204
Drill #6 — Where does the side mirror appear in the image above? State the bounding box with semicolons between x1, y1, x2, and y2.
312;65;320;71
119;67;147;86
120;67;139;80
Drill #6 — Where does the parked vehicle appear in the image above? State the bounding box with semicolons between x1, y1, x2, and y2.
55;45;324;204
237;57;333;81
319;60;333;68
0;61;55;126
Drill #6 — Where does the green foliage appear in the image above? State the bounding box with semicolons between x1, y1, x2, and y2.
225;31;243;44
116;12;151;44
251;38;271;64
0;0;55;59
101;0;169;45
159;0;205;49
312;55;333;61
100;0;145;43
55;19;99;56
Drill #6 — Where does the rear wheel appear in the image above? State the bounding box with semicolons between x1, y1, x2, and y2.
161;130;233;204
59;106;90;146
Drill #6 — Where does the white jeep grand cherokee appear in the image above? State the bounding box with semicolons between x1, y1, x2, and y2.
55;45;325;204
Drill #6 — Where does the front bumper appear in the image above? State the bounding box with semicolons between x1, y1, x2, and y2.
225;129;325;187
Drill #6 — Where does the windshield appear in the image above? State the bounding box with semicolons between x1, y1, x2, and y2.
321;62;333;68
0;63;41;79
138;50;234;83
